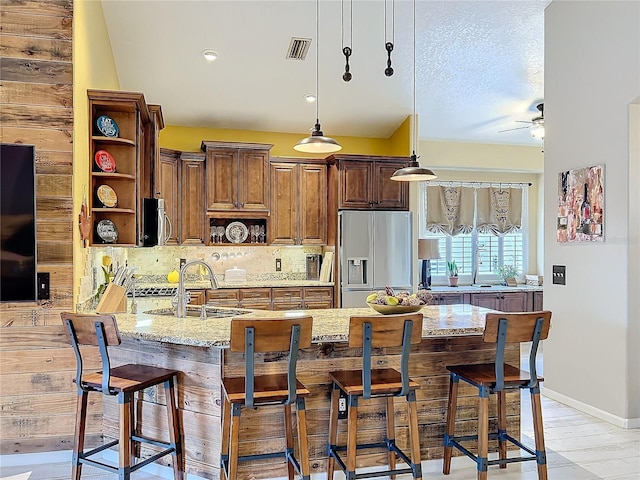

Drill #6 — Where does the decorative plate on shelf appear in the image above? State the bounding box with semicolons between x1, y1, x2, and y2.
367;303;424;315
94;150;116;173
96;184;118;207
225;221;248;243
96;219;118;243
96;115;119;137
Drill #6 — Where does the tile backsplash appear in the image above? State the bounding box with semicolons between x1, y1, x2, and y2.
79;244;326;303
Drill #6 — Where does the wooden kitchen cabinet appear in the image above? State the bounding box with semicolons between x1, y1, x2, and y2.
187;289;206;305
238;288;271;310
302;286;334;309
179;152;206;245
326;155;410;210
206;289;240;307
87;90;151;246
270;160;327;245
470;291;529;312
432;292;468;305
532;290;544;311
201;141;272;212
272;287;304;310
156;148;179;245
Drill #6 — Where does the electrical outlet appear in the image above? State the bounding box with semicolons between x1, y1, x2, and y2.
338;390;348;419
552;265;566;285
275;258;282;272
37;272;50;300
180;258;187;269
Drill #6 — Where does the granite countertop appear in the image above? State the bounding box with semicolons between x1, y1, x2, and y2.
112;298;491;348
429;284;543;293
138;280;334;290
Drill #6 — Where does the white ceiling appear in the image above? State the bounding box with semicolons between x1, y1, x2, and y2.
101;0;547;146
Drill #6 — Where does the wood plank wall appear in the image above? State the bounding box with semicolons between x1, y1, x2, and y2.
0;0;103;454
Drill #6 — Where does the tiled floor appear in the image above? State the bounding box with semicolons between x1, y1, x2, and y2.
1;393;638;480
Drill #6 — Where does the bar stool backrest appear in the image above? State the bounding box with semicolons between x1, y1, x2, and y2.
483;310;552;391
60;312;122;395
348;313;423;398
229;316;313;407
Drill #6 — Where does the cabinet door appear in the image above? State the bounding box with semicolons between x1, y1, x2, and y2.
501;292;528;312
298;164;327;245
206;149;238;210
533;291;544;311
438;292;467;305
206;289;240;306
303;286;333;309
374;161;409;209
180;158;206;244
269;163;297;245
158;151;179;245
239;150;269;210
272;287;303;310
470;293;501;310
339;160;372;209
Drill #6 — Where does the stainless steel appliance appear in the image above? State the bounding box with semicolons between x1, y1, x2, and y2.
142;198;172;246
306;254;322;280
338;210;413;308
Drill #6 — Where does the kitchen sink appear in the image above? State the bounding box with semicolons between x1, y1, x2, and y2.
144;307;251;318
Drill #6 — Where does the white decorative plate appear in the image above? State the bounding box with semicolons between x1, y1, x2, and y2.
225;221;248;243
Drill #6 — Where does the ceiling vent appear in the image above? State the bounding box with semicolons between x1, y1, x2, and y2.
286;37;312;60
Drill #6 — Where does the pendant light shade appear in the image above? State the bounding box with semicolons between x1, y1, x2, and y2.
391;0;436;182
294;0;342;154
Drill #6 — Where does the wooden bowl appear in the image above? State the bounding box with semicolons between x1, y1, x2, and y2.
367;303;424;315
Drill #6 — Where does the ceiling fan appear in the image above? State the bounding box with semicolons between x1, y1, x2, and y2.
498;103;544;139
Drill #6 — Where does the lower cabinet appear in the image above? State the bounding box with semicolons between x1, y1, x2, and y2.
533;291;544;311
205;286;334;310
469;292;529;312
187;289;206;305
432;292;468;305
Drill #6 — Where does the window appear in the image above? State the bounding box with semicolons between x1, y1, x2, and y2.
420;184;528;285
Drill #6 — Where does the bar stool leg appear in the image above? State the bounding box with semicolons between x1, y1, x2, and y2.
406;390;422;480
530;387;548;480
220;394;231;479
497;390;507;469
385;396;396;478
443;374;459;475
477;387;489;480
295;397;311;480
118;392;132;480
346;394;359;480
164;377;184;479
227;402;242;480
71;390;88;480
327;384;340;480
284;403;295;480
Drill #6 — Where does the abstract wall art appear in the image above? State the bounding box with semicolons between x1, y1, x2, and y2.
557;165;604;243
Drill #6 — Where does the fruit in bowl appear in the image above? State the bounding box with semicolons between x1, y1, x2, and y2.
365;286;433;314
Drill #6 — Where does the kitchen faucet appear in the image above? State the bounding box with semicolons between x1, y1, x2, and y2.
176;260;218;318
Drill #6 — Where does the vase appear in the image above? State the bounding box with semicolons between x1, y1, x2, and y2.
448;277;459;287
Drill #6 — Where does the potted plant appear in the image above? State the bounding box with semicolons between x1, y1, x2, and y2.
497;265;519;286
447;260;459;287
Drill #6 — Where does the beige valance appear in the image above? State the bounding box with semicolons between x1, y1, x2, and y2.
426;186;475;236
476;187;523;235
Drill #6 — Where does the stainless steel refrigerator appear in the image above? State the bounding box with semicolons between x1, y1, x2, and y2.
338;210;413;308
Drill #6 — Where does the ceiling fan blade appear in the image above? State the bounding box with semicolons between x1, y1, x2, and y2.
497;126;531;133
515;120;533;124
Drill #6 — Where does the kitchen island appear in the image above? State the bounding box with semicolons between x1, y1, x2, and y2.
105;303;521;479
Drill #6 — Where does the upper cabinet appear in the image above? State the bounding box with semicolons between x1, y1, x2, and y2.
201;141;272;213
87;89;151;246
180;152;206;245
156;148;180;245
270;159;327;246
326;155;410;210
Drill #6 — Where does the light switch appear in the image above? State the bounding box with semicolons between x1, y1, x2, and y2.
552;265;566;285
275;258;282;272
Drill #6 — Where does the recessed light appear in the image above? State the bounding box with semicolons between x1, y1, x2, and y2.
304;94;316;103
202;49;218;61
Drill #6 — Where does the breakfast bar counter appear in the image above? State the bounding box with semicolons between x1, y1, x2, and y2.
106;303;520;479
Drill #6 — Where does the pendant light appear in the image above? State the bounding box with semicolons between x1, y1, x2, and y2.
294;0;342;154
391;0;436;182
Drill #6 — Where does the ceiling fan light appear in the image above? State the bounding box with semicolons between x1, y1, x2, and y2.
531;120;545;139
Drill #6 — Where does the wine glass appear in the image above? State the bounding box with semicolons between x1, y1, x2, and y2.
217;226;225;243
259;225;265;243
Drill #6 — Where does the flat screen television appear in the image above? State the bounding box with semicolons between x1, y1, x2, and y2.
1;143;37;302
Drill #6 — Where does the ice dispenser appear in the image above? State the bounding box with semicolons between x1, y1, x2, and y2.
347;257;368;285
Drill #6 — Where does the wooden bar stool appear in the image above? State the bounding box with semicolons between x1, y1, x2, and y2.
443;311;552;480
221;316;313;480
327;313;423;480
61;312;183;480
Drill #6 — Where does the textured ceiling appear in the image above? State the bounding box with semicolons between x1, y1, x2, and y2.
101;0;547;146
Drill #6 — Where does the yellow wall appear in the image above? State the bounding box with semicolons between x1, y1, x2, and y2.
159;121;412;157
73;0;120;303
